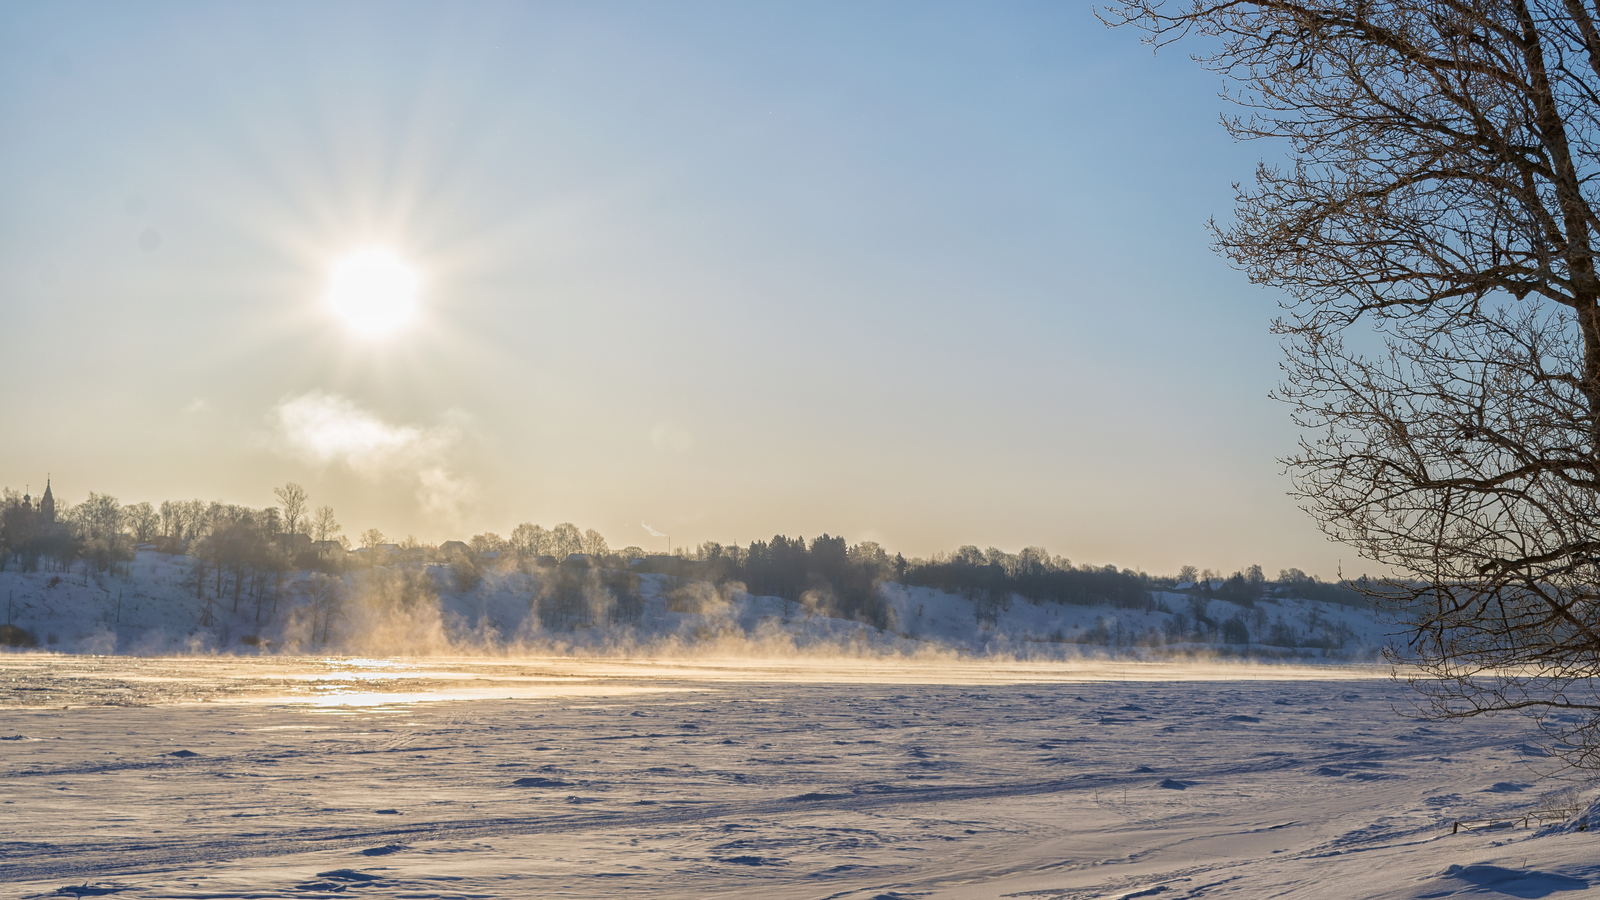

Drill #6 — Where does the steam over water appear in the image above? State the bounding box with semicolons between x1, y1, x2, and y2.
0;654;1390;708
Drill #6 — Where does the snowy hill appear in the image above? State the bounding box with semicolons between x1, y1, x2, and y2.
0;551;1397;658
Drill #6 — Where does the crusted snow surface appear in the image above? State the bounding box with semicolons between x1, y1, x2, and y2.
2;658;1599;899
0;552;1390;659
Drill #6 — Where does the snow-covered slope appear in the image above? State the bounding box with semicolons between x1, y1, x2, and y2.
0;551;1396;658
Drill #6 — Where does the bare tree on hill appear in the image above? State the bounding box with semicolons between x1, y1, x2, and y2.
273;483;308;536
311;505;341;544
1109;0;1600;764
125;502;158;544
550;523;583;560
509;523;549;562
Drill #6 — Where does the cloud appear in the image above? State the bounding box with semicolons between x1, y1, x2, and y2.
418;466;476;519
276;391;445;471
272;391;476;516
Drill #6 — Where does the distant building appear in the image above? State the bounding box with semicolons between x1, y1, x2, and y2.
275;533;313;554
22;479;56;523
562;553;591;568
313;540;346;558
439;540;470;558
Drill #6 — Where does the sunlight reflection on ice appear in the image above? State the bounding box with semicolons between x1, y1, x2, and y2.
293;684;689;707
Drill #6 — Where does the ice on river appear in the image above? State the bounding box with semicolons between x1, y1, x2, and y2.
3;656;1599;899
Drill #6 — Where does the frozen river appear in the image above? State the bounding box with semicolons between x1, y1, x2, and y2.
2;654;1595;899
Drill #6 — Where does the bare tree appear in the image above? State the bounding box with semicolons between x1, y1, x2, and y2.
73;492;122;541
550;522;583;560
273;483;308;536
159;500;181;543
359;528;386;549
311;505;341;543
582;528;609;558
125;502;159;544
510;523;549;561
304;573;343;645
1110;0;1600;763
73;492;127;572
179;499;208;545
469;532;508;561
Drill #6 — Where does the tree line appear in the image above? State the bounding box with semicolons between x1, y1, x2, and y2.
2;480;1362;629
631;537;1362;628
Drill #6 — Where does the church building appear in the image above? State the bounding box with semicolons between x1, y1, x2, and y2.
21;478;55;522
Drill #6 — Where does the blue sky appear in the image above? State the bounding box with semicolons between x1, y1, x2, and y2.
0;1;1350;577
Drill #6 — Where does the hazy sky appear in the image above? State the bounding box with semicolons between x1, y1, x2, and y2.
0;1;1352;577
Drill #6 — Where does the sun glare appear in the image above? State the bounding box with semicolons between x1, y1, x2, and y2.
326;247;421;338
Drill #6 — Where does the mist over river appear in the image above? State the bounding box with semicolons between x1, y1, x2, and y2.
0;653;1393;709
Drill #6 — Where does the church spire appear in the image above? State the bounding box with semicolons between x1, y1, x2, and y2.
40;477;54;524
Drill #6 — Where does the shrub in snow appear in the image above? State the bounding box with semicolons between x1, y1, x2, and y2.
1540;792;1598;834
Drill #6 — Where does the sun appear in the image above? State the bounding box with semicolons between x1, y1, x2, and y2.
326;247;421;338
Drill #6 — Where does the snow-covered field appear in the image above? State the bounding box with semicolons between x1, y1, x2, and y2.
3;655;1600;899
